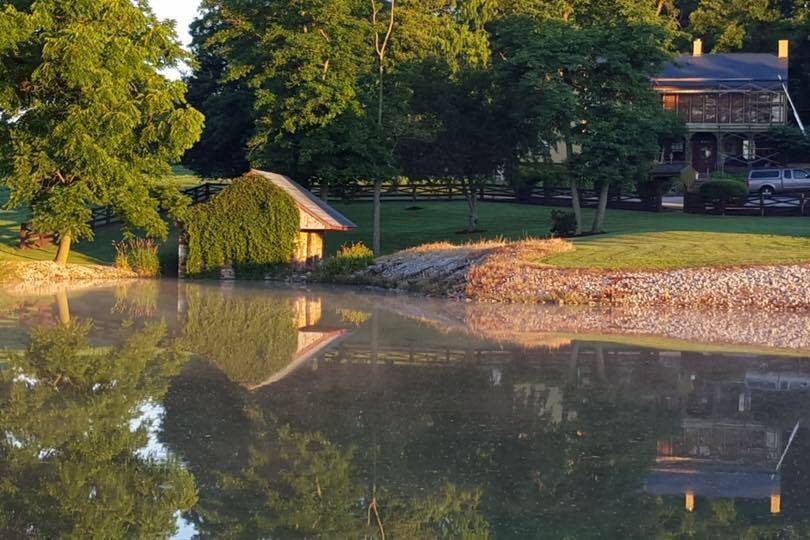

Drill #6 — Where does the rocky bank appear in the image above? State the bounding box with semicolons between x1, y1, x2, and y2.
353;239;810;311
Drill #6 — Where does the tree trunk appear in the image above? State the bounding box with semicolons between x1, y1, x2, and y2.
570;178;583;236
372;179;382;255
592;182;610;233
55;289;71;326
319;179;329;202
461;178;479;232
54;234;72;266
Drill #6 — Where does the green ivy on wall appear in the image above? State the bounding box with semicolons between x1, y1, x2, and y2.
184;176;300;276
179;288;299;387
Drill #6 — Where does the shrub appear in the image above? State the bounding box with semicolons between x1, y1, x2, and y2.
699;179;748;211
183;175;299;276
550;210;578;237
114;238;161;277
319;242;375;278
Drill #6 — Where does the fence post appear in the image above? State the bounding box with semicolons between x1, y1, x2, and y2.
802;193;807;217
205;183;211;202
106;208;112;226
760;192;765;217
448;180;453;201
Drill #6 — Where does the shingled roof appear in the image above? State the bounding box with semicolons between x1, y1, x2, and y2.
653;53;788;91
248;169;357;231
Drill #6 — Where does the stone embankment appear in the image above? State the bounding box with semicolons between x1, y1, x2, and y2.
0;261;136;284
355;239;810;311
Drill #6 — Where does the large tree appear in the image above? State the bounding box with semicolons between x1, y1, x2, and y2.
182;6;254;178
0;0;204;264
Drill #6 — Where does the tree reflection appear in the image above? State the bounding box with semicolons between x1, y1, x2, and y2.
0;320;196;538
178;287;300;387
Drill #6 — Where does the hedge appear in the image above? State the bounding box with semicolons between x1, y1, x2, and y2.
699;179;748;203
184;175;300;276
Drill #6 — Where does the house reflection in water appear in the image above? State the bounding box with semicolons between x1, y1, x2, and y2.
646;365;810;516
244;297;351;391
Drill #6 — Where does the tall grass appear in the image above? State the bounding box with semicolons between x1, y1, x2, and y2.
114;238;161;277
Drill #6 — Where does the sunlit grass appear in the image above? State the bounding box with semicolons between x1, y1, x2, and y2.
331;201;810;270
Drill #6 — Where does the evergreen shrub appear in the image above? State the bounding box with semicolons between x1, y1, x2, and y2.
319;242;375;278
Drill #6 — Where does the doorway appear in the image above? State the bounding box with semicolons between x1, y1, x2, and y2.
691;134;718;175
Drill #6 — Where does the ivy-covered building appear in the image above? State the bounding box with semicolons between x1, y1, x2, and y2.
653;39;794;176
247;170;356;266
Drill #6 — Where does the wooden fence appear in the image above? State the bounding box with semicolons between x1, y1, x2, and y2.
316;180;663;212
87;182;227;230
684;192;810;216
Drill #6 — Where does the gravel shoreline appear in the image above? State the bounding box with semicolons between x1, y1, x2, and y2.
355;240;810;311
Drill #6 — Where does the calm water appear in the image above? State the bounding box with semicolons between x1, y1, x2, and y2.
1;282;810;539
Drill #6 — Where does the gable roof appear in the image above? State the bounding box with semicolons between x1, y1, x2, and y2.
653;53;788;91
248;169;357;231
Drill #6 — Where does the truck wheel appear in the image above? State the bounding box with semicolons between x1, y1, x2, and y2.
760;186;775;197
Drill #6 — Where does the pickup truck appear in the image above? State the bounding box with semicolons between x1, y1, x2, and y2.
747;168;810;196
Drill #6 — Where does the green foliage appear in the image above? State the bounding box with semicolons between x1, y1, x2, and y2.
182;8;254;178
0;0;204;249
550;210;578;237
0;321;196;538
699;179;748;209
319;242;375;277
178;287;299;387
183;176;300;276
689;0;780;51
114;238;161;277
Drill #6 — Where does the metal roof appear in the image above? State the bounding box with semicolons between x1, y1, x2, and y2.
248;169;357;231
653;53;788;91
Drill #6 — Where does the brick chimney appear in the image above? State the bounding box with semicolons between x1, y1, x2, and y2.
779;39;789;60
692;39;703;57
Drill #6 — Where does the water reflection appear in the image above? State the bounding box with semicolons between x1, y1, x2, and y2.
0;283;809;538
0;319;195;537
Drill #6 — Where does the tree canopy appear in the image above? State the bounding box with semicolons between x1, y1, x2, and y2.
0;0;204;263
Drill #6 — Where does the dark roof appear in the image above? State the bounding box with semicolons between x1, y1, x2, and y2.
653;53;788;91
651;162;691;177
249;170;357;231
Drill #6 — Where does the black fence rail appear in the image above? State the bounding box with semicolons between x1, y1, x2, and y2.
319;180;474;201
684;192;810;216
87;182;227;230
317;180;663;212
481;185;663;212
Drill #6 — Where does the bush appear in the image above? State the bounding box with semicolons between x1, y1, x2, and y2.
319;242;375;278
183;175;299;276
699;179;748;210
114;238;161;277
550;210;578;237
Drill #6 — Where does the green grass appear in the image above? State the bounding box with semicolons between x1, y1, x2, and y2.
4;176;810;271
0;170;199;266
329;201;810;270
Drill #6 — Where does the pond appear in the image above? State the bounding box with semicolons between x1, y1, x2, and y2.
1;281;810;538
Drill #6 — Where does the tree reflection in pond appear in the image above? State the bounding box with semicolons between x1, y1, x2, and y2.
5;284;810;538
0;321;196;539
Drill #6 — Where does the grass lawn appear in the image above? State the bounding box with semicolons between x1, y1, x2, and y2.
329;201;810;269
0;167;201;266
3;177;810;271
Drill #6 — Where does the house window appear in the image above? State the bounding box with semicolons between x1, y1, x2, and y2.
771;93;785;123
677;94;691;121
690;94;704;123
663;94;677;112
718;94;730;123
743;139;756;160
704;94;717;122
730;94;745;123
